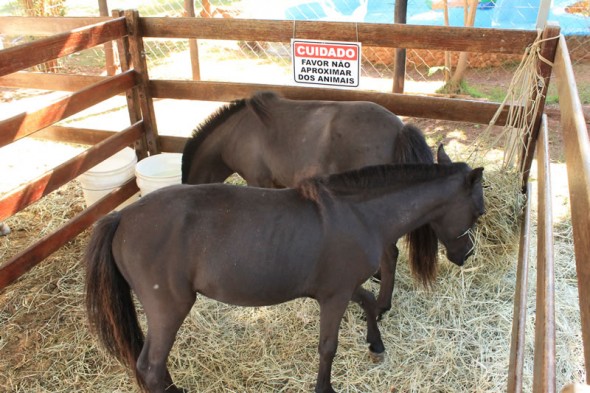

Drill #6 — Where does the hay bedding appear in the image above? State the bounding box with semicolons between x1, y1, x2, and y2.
0;135;584;392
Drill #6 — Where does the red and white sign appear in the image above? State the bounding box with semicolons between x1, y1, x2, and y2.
291;39;361;88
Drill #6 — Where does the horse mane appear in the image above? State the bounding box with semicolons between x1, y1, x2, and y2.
321;163;468;195
248;90;281;126
297;163;469;288
181;99;247;183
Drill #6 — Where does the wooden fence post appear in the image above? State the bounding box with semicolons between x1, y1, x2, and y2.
519;24;560;185
112;9;148;159
99;0;117;75
185;0;201;81
124;9;161;155
392;0;407;93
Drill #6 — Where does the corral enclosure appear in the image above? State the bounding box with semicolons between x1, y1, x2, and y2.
1;4;590;393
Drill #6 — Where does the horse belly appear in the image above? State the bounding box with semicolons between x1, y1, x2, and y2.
197;261;312;307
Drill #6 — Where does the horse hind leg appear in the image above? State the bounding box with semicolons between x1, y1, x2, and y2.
351;287;385;363
375;244;399;319
136;292;196;393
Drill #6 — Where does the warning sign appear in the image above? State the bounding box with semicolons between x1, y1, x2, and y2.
291;39;361;88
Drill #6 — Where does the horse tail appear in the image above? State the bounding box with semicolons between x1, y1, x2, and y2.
392;124;434;165
393;124;439;287
85;211;146;391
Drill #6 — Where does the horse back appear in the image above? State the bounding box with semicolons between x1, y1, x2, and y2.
245;96;407;186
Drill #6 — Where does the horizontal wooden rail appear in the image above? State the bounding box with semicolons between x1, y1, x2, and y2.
0;121;143;222
150;80;511;125
140;17;538;54
554;35;590;379
0;70;136;148
533;115;556;393
0;16;126;77
507;183;532;393
33;125;185;153
0;178;139;291
0;72;105;92
0;16;111;35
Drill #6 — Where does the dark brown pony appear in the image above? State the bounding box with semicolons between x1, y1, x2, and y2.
181;90;437;317
85;146;484;393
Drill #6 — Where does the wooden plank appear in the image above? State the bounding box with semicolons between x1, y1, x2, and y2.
0;72;105;91
507;183;532;393
125;10;160;155
520;24;561;185
33;125;185;155
0;178;138;291
150;80;511;125
0;121;143;222
0;70;136;148
140;17;538;54
33;125;116;145
160;135;187;153
533;114;556;393
0;16;110;35
184;0;201;81
554;34;590;379
114;9;148;159
0;17;126;77
392;0;408;93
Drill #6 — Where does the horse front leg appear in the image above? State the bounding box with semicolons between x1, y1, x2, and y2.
375;243;399;319
351;287;385;363
315;296;349;393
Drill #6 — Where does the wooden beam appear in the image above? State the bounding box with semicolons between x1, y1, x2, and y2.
0;121;143;222
520;24;561;185
0;178;138;291
554;34;590;380
533;114;556;393
392;0;408;93
184;0;201;81
0;72;105;91
149;80;511;125
507;183;532;393
125;10;160;155
33;125;186;154
0;16;111;35
160;135;187;153
0;70;136;148
113;9;147;159
0;17;127;77
140;17;538;54
33;125;116;145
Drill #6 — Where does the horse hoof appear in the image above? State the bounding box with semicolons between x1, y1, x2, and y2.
369;349;385;364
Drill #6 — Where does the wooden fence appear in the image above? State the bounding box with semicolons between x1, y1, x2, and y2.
0;11;588;392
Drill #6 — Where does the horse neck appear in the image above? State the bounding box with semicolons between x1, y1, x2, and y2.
186;108;250;183
349;174;463;241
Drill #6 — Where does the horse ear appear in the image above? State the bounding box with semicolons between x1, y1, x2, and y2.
437;144;452;165
467;167;484;187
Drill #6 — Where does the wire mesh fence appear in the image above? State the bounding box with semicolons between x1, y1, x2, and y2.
1;0;589;100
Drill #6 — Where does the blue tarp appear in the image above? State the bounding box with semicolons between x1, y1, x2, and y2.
283;0;589;35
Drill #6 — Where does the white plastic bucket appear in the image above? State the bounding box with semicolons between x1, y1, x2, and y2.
78;147;139;209
135;153;182;196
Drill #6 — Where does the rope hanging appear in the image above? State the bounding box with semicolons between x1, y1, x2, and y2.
466;29;556;175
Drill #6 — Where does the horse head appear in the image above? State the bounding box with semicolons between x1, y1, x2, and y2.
430;145;485;266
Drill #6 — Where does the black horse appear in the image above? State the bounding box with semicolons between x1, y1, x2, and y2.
85;146;484;393
181;91;437;316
